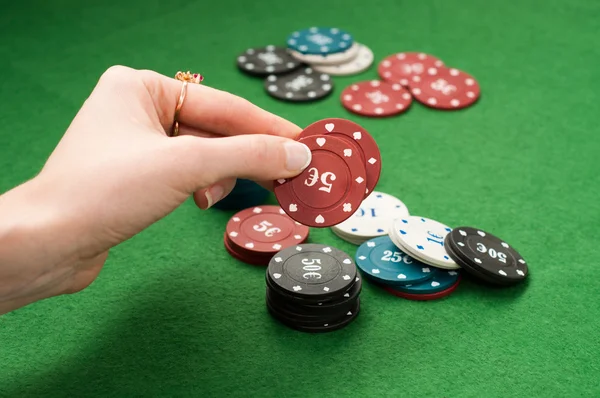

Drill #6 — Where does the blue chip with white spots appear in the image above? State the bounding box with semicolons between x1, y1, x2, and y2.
332;191;409;242
389;269;461;294
286;27;354;55
356;236;435;286
389;216;460;270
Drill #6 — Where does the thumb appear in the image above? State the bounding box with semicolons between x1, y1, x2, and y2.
169;134;312;192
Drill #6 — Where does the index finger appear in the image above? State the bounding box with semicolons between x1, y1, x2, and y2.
138;69;302;139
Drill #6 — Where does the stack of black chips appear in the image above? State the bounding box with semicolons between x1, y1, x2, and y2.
265;244;361;333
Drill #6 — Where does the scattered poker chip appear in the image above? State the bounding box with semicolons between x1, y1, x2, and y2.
236;45;303;76
444;227;528;285
355;236;435;286
389;216;459;270
388;269;460;294
264;67;333;102
288;42;360;66
265;244;361;333
409;67;481;110
378;52;445;86
286;27;353;55
223;205;309;265
383;275;460;301
297;118;381;198
313;43;374;76
330;227;367;246
267;244;358;301
274;134;367;228
226;205;309;254
340;80;413;117
332;191;409;243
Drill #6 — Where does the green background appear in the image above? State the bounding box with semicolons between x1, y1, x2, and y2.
1;0;599;397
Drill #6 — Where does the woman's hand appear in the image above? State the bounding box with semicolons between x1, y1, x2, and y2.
0;66;311;313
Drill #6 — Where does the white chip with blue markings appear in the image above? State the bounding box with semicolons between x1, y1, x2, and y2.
389;216;459;270
332;191;409;241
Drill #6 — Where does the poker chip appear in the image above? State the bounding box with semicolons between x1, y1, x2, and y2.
264;67;333;102
286;27;353;55
383;275;460;301
389;216;459;270
297;118;381;198
388;269;460;294
288;42;360;66
341;80;412;118
331;191;409;244
274;134;367;228
267;244;357;300
313;43;374;76
409;67;481;110
330;227;366;246
355;236;434;286
236;45;303;76
265;244;361;333
378;52;445;86
224;205;309;265
444;227;528;285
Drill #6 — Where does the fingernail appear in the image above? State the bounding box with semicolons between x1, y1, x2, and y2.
284;142;312;172
204;185;224;209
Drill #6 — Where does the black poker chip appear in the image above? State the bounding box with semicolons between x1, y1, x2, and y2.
265;244;361;333
236;45;303;77
444;227;529;286
264;67;333;102
267;244;357;300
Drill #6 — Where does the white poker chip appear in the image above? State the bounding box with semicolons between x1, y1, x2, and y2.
288;42;360;66
332;191;409;240
330;227;368;245
313;44;374;76
388;216;459;270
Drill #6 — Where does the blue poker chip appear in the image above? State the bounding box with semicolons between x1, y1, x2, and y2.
286;27;353;55
355;236;435;286
391;269;461;294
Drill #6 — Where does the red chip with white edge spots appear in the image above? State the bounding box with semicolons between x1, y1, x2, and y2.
274;135;367;228
226;205;309;254
340;80;413;117
409;67;481;110
378;52;445;86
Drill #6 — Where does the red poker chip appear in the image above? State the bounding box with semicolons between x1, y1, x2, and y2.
274;134;367;227
297;118;381;198
224;234;270;266
226;205;310;255
340;80;412;117
408;67;480;110
378;52;445;86
383;280;460;301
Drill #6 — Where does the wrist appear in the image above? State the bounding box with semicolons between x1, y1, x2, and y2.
0;177;80;313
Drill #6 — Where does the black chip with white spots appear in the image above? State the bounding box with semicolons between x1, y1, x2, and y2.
265;244;361;333
264;67;333;102
444;227;529;286
236;45;303;76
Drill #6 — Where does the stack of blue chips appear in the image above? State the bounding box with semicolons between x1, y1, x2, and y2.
212;179;270;211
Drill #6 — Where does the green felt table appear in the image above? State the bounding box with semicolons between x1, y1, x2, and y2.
1;0;599;397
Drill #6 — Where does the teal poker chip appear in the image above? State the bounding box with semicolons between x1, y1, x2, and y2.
355;236;435;286
286;27;353;55
391;269;461;294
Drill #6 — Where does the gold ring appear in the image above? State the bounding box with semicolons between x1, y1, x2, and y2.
171;71;204;137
